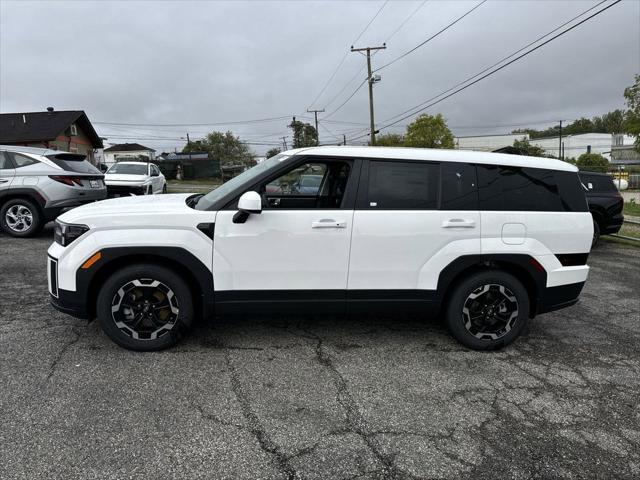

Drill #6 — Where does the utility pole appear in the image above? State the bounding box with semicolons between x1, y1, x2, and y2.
306;109;324;145
558;120;563;160
281;136;288;150
351;43;386;146
343;134;347;146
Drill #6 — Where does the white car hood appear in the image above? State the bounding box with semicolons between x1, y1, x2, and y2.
58;193;197;228
105;174;149;182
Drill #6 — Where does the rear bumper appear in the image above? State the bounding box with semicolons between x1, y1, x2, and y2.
537;281;585;315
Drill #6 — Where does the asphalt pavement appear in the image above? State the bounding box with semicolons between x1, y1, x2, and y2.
1;225;639;479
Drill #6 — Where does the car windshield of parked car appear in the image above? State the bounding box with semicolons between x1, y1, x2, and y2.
107;164;148;175
195;153;290;210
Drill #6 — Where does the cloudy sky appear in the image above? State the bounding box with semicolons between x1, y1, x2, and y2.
1;0;638;155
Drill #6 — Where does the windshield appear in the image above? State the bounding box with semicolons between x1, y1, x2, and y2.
107;163;149;175
195;153;290;210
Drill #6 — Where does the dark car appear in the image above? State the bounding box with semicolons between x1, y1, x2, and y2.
579;171;624;247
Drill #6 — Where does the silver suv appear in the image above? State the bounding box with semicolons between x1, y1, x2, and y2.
0;145;107;237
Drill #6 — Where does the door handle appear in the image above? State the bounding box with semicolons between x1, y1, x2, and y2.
0;179;9;184
442;219;476;228
312;219;346;228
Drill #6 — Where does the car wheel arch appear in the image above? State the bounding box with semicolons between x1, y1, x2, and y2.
83;248;214;321
436;255;543;318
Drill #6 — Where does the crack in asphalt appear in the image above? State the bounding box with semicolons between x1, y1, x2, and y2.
45;325;84;382
295;325;420;480
223;344;300;480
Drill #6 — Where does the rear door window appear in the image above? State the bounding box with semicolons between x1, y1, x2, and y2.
0;152;14;169
556;172;588;212
440;162;478;210
367;161;439;209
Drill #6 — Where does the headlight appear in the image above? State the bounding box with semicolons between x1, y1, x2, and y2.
54;221;89;246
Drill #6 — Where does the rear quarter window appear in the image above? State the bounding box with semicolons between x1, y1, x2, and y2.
478;165;585;212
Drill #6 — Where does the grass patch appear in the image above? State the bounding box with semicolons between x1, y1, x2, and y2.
623;202;640;217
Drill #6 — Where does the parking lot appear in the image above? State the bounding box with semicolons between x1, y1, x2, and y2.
0;227;639;480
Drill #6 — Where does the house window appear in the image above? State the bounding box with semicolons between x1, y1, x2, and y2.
69;124;78;136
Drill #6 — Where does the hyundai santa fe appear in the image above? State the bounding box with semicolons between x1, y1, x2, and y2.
0;145;106;237
47;146;592;351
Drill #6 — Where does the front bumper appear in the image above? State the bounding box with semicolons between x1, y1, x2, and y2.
50;289;89;319
105;181;150;196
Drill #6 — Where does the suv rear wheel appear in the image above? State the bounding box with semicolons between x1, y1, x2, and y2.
591;219;601;248
0;198;44;237
445;270;529;350
96;263;194;351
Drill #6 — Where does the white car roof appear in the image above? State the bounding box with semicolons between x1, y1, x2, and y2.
284;146;578;172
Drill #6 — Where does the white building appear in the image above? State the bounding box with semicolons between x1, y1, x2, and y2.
455;133;528;151
103;143;156;167
455;132;636;161
528;133;635;161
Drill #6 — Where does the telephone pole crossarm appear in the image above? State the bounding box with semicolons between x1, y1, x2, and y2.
350;43;386;146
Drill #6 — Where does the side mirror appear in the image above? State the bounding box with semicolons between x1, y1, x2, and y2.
233;191;262;224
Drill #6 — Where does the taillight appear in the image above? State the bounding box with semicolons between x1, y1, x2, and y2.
555;253;589;266
49;175;84;187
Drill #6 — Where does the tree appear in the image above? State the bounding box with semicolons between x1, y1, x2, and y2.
183;131;255;168
512;139;547;157
623;74;640;151
288;119;317;148
403;114;455;149
375;133;404;147
265;147;281;158
576;152;608;172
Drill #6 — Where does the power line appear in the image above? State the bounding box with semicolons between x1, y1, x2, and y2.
323;78;369;119
383;0;430;43
320;0;429;111
94;115;294;127
374;0;488;73
307;0;388;109
359;0;620;140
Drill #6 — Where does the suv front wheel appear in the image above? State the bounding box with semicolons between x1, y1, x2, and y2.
0;198;44;237
96;263;194;351
445;270;529;350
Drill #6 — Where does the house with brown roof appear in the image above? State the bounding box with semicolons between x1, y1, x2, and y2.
103;143;156;166
0;108;103;164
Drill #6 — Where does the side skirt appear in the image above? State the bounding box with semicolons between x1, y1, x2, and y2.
214;290;441;316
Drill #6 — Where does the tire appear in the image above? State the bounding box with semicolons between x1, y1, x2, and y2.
162;183;167;194
96;263;194;351
591;220;600;248
0;198;44;238
445;270;529;351
145;185;152;195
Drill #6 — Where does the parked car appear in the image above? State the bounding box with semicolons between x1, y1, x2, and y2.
578;171;624;247
48;146;592;351
0;145;106;237
104;162;166;196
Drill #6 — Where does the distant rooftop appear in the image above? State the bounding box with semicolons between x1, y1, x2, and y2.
104;143;155;152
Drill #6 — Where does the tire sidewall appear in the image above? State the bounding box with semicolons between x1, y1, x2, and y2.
96;264;194;351
445;271;530;351
0;198;43;237
592;220;600;248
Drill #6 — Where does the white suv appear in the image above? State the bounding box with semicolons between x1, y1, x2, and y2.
47;147;592;351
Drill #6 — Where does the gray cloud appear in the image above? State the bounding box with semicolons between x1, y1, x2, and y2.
1;0;638;155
